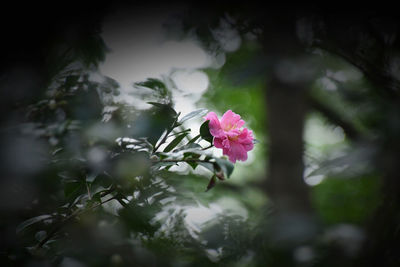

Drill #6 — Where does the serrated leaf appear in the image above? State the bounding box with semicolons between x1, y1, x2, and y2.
16;215;52;234
163;133;188;152
215;158;234;178
200;120;213;144
179;109;208;124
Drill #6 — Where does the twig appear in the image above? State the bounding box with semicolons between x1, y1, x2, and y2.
308;95;360;140
158;158;211;163
153;113;181;153
167;129;191;138
201;144;213;150
35;192;116;249
85;182;91;200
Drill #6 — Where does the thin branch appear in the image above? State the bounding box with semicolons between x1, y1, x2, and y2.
201;144;213;150
167;128;191;138
307;95;361;141
158;158;211;163
85;182;91;200
35;191;116;249
153;113;181;153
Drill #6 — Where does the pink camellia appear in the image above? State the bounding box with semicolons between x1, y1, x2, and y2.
204;110;254;163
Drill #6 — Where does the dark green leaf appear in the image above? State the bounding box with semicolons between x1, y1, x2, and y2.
200;120;213;144
35;231;47;242
187;161;198;170
198;162;215;173
183;152;201;170
174;142;202;153
215;158;235;178
147;102;177;116
64;75;80;90
151;161;177;170
136;78;168;97
179;108;208;124
163;133;189;152
86;173;97;183
118;203;161;236
187;134;201;144
183;151;201;159
16;215;52;234
64;181;84;199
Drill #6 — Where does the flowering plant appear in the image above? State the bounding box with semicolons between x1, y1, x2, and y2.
204;110;254;163
15;73;257;255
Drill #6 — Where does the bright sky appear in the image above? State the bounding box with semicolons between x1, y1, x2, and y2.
99;6;212;114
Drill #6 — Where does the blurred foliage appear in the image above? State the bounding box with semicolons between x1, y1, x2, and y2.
312;175;381;225
2;3;400;267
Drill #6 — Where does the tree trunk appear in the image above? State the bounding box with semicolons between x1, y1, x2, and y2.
260;16;317;248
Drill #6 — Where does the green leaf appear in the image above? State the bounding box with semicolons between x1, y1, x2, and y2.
64;75;80;90
136;78;168;97
16;215;52;234
187;161;198;170
183;152;201;170
179;108;208;124
35;231;47;242
187;134;201;144
86;173;97;183
215;158;235;178
200;120;213;144
163;133;189;152
151;161;177;170
64;180;84;199
147;102;177;116
174;142;202;153
118;203;161;236
198;162;215;173
183;151;201;159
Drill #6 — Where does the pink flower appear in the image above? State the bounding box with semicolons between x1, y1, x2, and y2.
204;110;254;163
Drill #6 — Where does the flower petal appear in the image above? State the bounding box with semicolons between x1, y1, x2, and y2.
227;141;248;163
204;112;225;138
222;138;231;149
220;110;243;131
213;137;224;149
238;128;254;151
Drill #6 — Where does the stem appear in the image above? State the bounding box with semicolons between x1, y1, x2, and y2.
153;130;170;153
202;144;213;150
35;190;116;249
167;129;191;138
85;182;91;200
153;113;181;154
307;95;360;140
158;158;211;163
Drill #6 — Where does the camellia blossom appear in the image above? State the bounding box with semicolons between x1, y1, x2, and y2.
204;110;254;163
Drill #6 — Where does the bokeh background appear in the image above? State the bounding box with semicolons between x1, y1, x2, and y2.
1;2;399;267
